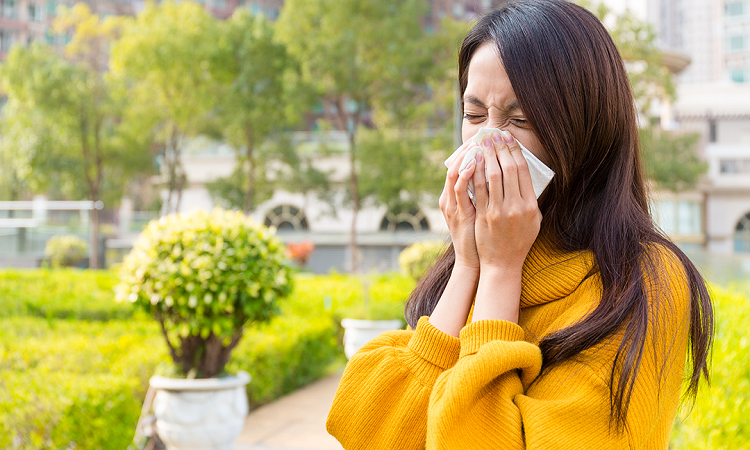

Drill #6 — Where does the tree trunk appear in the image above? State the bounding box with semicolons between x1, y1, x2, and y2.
335;97;361;274
243;124;255;214
158;316;244;378
89;206;99;269
347;128;360;273
79;109;100;269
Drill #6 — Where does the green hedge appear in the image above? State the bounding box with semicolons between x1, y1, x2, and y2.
0;269;131;321
228;315;340;408
670;283;750;448
3;269;748;448
0;318;165;449
0;270;416;448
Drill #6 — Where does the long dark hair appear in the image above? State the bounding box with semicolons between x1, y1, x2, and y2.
405;0;713;428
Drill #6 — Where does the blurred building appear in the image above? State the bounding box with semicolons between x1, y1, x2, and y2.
0;0;136;60
594;0;750;255
0;0;285;61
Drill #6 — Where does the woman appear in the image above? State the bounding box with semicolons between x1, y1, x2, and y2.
326;1;713;448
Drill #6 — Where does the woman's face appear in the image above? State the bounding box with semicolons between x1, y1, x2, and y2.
461;42;551;167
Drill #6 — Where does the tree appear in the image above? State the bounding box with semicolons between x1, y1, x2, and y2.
639;128;707;192
0;4;151;268
207;10;314;213
110;1;222;213
277;0;441;272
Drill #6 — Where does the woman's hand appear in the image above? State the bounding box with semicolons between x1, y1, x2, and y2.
430;140;482;337
473;130;542;271
439;140;481;273
471;130;542;323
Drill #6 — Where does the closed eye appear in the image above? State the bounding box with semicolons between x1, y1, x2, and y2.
463;113;484;123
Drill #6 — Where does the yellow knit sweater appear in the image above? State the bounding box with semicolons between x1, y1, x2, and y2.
326;242;690;449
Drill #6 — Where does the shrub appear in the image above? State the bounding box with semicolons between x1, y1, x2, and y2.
0;269;132;320
0;270;415;446
227;315;340;408
335;273;414;321
116;208;293;378
0;317;166;449
398;240;447;280
670;283;750;448
44;235;88;268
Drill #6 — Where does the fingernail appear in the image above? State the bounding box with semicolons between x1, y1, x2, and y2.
482;137;493;148
502;131;514;144
476;153;483;164
492;131;503;142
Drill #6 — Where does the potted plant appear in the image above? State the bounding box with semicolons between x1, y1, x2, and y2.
340;275;409;359
116;208;292;450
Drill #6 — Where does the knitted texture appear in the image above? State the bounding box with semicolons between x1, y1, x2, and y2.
326;242;690;449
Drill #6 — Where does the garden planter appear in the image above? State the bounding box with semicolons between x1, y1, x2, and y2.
341;318;403;359
149;371;251;450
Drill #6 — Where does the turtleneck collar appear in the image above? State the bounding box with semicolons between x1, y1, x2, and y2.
520;239;597;308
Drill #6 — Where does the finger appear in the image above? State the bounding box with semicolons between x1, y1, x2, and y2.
454;156;476;212
504;132;537;202
473;151;488;214
495;130;521;200
481;134;503;206
444;145;473;210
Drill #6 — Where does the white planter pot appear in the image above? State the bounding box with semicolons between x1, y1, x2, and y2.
149;371;251;450
341;318;403;359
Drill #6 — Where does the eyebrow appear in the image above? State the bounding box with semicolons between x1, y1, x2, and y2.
462;95;522;114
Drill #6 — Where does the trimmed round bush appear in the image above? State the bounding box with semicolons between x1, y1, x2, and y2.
398;240;446;280
44;235;88;268
115;208;292;378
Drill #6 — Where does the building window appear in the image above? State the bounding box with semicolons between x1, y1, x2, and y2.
28;3;44;21
2;0;16;19
726;1;748;17
727;34;748;52
1;30;13;53
735;212;750;253
651;200;702;237
264;205;309;232
729;68;749;83
380;207;429;232
719;158;750;174
45;0;55;16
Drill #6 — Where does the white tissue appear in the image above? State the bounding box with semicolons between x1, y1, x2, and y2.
444;127;554;204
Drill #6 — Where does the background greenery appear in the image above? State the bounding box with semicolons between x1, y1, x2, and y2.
0;269;414;449
670;282;750;449
1;269;747;448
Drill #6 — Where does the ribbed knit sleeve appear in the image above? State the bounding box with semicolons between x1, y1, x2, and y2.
326;317;459;450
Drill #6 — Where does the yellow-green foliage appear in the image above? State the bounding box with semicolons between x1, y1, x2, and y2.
227;315;339;408
116;209;293;375
44;235;88;268
0;269;131;320
398;240;447;280
0;318;165;449
670;284;750;448
320;272;415;321
0;269;415;446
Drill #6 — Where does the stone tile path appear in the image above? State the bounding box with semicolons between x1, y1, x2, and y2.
233;371;344;450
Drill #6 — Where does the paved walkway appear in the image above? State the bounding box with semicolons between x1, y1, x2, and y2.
233;372;344;450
